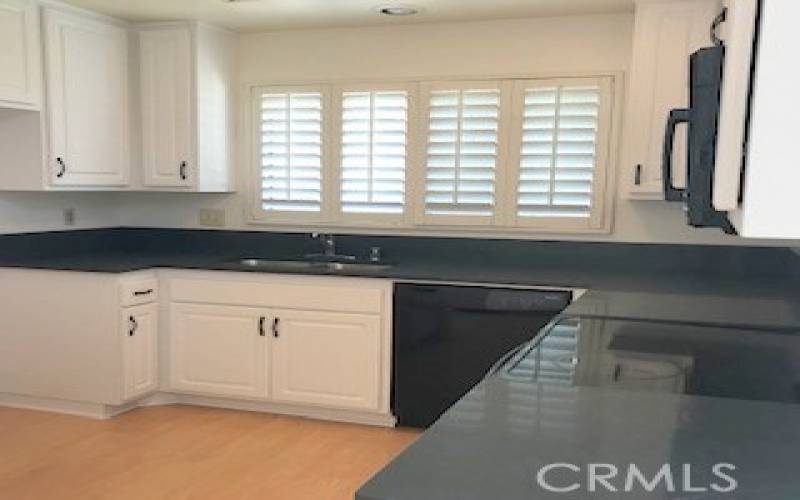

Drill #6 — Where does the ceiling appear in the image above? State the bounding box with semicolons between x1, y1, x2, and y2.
63;0;634;32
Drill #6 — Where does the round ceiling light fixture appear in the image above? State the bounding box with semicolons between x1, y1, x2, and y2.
378;5;420;16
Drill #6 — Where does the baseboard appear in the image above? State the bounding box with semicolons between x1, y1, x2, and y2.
0;393;118;419
0;391;397;427
163;392;397;427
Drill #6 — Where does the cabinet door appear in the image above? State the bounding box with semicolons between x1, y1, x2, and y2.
625;0;721;198
0;0;40;108
44;9;129;187
122;303;158;401
139;27;193;188
170;303;269;399
271;310;381;411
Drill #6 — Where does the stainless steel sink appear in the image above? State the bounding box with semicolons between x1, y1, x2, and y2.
232;258;393;273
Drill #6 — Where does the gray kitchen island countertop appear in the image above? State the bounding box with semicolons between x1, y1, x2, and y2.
357;376;800;500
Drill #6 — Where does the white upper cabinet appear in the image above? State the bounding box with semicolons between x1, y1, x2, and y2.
137;23;236;192
623;0;722;199
0;0;41;109
139;26;193;188
43;7;130;187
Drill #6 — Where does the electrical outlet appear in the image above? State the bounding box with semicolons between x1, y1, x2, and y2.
198;208;226;227
63;208;76;226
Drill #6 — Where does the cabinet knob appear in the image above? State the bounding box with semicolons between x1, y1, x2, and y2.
128;315;138;337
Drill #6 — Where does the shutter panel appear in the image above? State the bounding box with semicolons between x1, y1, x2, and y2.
423;87;501;218
340;90;408;215
516;83;601;219
259;90;323;212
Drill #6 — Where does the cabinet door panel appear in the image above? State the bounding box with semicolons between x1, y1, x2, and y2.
44;9;129;187
271;310;381;411
0;0;40;108
122;303;158;401
140;27;193;187
625;0;721;198
170;303;268;399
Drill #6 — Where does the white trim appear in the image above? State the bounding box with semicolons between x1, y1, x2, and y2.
331;82;418;227
508;76;616;232
0;392;141;420
249;84;330;224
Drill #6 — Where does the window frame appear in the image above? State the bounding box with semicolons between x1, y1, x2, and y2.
248;84;333;225
415;80;514;228
506;76;615;232
245;73;620;236
331;82;419;227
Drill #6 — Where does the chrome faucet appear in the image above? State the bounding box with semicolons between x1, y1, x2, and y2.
311;233;337;257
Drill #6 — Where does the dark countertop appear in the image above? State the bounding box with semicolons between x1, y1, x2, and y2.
357;316;800;499
0;228;799;329
357;377;800;500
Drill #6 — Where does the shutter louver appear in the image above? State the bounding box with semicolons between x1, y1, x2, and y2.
517;85;600;219
424;88;500;217
340;91;408;214
260;91;323;212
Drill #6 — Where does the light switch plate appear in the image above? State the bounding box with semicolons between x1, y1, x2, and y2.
199;208;226;227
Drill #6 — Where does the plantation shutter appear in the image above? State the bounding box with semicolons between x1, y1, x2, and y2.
515;80;604;219
259;89;324;213
339;90;409;215
422;83;503;221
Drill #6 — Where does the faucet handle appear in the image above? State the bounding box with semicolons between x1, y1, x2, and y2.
369;247;382;263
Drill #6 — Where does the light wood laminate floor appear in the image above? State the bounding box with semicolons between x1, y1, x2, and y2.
0;405;420;500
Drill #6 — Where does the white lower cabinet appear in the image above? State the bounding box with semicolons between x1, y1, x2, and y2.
0;269;159;417
165;272;393;422
170;303;269;399
271;310;381;411
0;269;390;424
122;303;159;401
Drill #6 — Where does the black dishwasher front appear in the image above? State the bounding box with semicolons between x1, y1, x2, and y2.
392;283;571;428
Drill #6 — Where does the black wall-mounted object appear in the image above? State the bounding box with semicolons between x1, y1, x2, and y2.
663;45;736;234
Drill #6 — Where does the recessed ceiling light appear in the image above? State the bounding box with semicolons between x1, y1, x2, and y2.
378;5;420;16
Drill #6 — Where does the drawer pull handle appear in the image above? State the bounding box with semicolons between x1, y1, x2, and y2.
272;318;280;338
133;289;154;296
128;316;138;337
259;316;266;337
179;161;188;181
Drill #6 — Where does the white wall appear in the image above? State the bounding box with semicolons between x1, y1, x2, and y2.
0;192;121;234
114;13;795;246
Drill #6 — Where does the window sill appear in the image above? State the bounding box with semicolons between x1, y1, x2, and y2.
246;214;613;238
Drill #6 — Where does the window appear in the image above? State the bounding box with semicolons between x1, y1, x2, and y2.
250;76;616;234
338;89;409;216
509;77;612;230
420;82;508;224
256;86;326;217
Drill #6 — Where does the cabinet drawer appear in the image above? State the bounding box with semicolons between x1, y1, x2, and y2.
169;278;384;314
120;278;159;306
